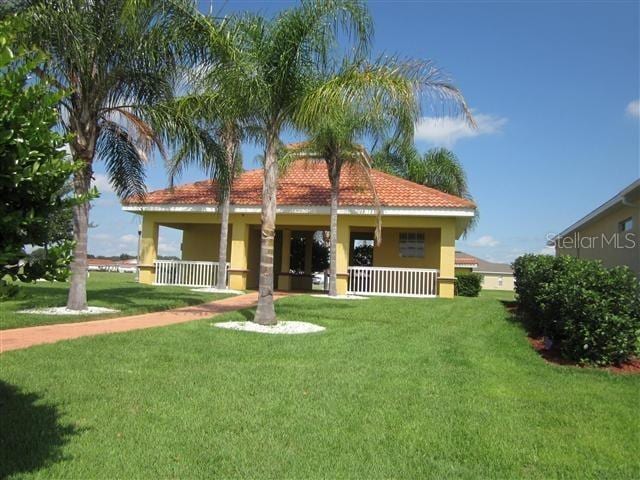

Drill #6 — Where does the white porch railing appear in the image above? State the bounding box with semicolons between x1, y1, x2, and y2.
347;266;439;297
154;260;229;287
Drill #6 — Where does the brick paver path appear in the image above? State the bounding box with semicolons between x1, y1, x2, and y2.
1;292;286;353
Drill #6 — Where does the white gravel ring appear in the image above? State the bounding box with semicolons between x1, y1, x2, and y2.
309;294;368;300
190;287;244;294
18;306;119;315
214;321;325;335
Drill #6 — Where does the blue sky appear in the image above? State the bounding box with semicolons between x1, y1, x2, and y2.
89;0;640;263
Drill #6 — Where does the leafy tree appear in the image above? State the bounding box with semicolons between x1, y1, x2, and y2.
0;24;78;295
14;0;198;309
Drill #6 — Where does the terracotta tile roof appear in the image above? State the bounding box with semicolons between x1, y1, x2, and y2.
455;251;479;265
125;159;475;209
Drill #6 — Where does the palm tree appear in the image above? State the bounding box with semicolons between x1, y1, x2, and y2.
214;1;373;324
16;0;198;310
374;143;478;235
161;15;250;291
292;60;473;296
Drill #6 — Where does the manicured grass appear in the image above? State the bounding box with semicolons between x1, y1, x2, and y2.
480;288;515;302
0;272;231;330
1;294;638;479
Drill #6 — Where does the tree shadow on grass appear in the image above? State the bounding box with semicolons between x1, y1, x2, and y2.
0;381;79;479
13;284;210;311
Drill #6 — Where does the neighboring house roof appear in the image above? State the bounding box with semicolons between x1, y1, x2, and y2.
124;159;475;211
455;251;478;268
549;178;640;244
475;258;513;275
455;251;513;274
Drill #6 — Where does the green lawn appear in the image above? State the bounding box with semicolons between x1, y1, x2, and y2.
1;294;638;479
0;272;231;330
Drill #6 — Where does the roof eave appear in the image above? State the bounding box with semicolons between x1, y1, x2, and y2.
122;203;476;217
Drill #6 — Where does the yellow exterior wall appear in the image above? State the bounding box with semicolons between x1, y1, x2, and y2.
480;273;515;291
455;267;474;274
181;224;226;261
136;211;462;297
556;203;639;276
138;216;158;284
372;228;440;269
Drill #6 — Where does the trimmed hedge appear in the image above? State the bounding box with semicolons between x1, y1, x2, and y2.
455;272;482;297
513;254;640;366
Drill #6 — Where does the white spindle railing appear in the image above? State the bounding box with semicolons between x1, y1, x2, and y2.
347;266;439;297
154;260;229;288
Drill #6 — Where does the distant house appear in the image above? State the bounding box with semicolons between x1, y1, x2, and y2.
455;251;515;291
550;179;639;276
87;258;138;273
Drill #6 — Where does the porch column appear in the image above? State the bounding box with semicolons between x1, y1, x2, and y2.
438;219;456;298
229;220;249;290
278;229;292;291
335;219;350;295
138;215;158;284
304;231;313;275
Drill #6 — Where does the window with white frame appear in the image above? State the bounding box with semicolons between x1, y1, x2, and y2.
619;217;633;232
399;232;425;258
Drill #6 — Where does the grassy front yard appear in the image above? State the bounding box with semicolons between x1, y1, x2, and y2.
0;272;231;330
1;293;638;479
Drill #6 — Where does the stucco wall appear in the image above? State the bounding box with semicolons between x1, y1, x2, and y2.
480;273;515;291
136;211;461;297
555;203;639;276
181;224;227;261
372;228;440;270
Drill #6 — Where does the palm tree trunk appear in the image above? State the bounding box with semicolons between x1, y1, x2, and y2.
328;166;340;297
216;189;230;290
253;133;278;325
66;164;91;310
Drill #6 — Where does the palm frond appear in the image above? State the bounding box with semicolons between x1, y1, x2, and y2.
96;121;147;199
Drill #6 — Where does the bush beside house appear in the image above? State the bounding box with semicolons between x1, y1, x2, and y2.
513;254;640;366
455;272;482;297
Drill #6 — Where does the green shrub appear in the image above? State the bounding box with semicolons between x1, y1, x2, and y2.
513;254;556;334
455;272;482;297
513;254;640;366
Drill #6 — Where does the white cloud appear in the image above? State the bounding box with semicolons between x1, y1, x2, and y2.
470;235;500;248
159;241;181;256
539;245;556;256
414;111;507;146
92;173;113;194
119;234;138;246
92;233;113;241
626;99;640;118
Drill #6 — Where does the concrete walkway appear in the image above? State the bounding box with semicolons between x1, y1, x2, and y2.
1;292;285;353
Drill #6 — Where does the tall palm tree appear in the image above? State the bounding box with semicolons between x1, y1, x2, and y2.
292;60;473;296
15;0;198;310
160;15;250;291
213;0;373;324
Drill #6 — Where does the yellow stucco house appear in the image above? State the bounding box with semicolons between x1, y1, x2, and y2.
123;159;476;298
551;179;639;277
455;251;515;291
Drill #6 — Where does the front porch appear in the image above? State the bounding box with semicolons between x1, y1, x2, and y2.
135;211;458;298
